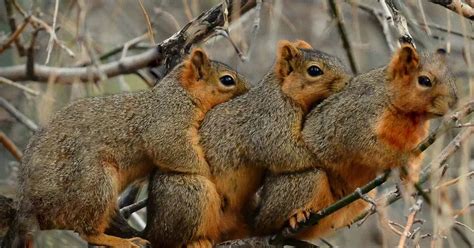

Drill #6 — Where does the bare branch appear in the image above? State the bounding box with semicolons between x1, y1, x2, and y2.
44;0;60;64
397;199;423;248
378;0;415;46
137;0;155;45
120;199;147;219
430;0;474;20
328;0;358;74
0;0;257;83
0;15;31;54
0;131;23;161
0;76;40;96
0;97;38;131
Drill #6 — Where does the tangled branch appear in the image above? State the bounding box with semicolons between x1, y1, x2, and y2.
0;0;257;84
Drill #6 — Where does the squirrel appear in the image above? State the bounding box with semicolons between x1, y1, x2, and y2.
2;48;249;248
138;39;352;247
253;45;458;239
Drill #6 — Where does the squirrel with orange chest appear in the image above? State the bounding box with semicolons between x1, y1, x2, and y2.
138;40;351;247
253;45;458;239
2;48;249;248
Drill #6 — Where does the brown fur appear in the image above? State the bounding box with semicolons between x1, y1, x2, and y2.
198;40;352;242
3;48;249;248
254;45;458;240
277;41;347;112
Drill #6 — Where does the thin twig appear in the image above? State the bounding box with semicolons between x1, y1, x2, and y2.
245;0;262;60
388;221;405;236
378;0;415;46
137;0;155;45
0;76;40;96
417;0;432;35
120;199;147;219
10;0;75;60
4;0;26;56
434;171;474;190
349;0;396;51
454;221;474;233
0;15;31;54
328;0;358;74
0;97;38;131
44;0;60;64
430;0;474;20
0;131;23;161
398;199;423;248
0;0;258;83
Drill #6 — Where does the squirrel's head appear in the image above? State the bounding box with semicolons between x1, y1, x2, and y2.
181;48;250;111
275;40;351;112
387;45;458;118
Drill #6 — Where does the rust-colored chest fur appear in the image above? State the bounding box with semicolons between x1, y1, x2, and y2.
375;109;429;152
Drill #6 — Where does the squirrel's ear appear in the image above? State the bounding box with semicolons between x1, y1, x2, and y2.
275;40;302;79
184;48;211;82
292;40;312;49
388;45;420;80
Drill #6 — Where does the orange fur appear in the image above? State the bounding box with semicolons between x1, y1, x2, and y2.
194;178;222;245
213;167;265;240
375;109;429;152
281;73;334;113
287;171;375;239
388;45;419;80
275;40;301;80
292;40;313;49
277;40;348;112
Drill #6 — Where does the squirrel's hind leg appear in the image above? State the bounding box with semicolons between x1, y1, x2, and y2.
145;172;221;247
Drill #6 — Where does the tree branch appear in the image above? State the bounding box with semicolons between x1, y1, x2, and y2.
0;0;257;84
430;0;474;20
0;97;38;131
328;0;358;74
0;131;23;161
379;0;415;47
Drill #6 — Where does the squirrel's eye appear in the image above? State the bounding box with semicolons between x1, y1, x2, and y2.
307;65;323;77
418;76;432;87
219;75;235;86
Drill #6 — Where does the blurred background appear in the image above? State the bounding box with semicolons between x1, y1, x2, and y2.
0;0;473;247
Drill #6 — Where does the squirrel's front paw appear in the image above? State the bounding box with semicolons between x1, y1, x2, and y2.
288;209;311;230
128;237;150;248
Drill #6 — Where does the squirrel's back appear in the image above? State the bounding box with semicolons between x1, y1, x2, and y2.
303;67;389;166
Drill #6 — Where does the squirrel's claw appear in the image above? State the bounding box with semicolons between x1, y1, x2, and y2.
128;237;151;248
288;209;311;230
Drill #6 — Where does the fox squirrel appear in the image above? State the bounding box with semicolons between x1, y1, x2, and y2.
139;40;352;247
2;48;249;248
253;45;458;239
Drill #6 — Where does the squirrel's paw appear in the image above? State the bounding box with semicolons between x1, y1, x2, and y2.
185;239;213;248
288;209;311;230
127;237;150;248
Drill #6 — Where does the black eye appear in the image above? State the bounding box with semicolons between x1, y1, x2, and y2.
307;65;323;77
418;76;432;87
219;75;235;86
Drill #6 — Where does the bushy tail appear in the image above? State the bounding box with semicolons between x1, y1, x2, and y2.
2;198;36;248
